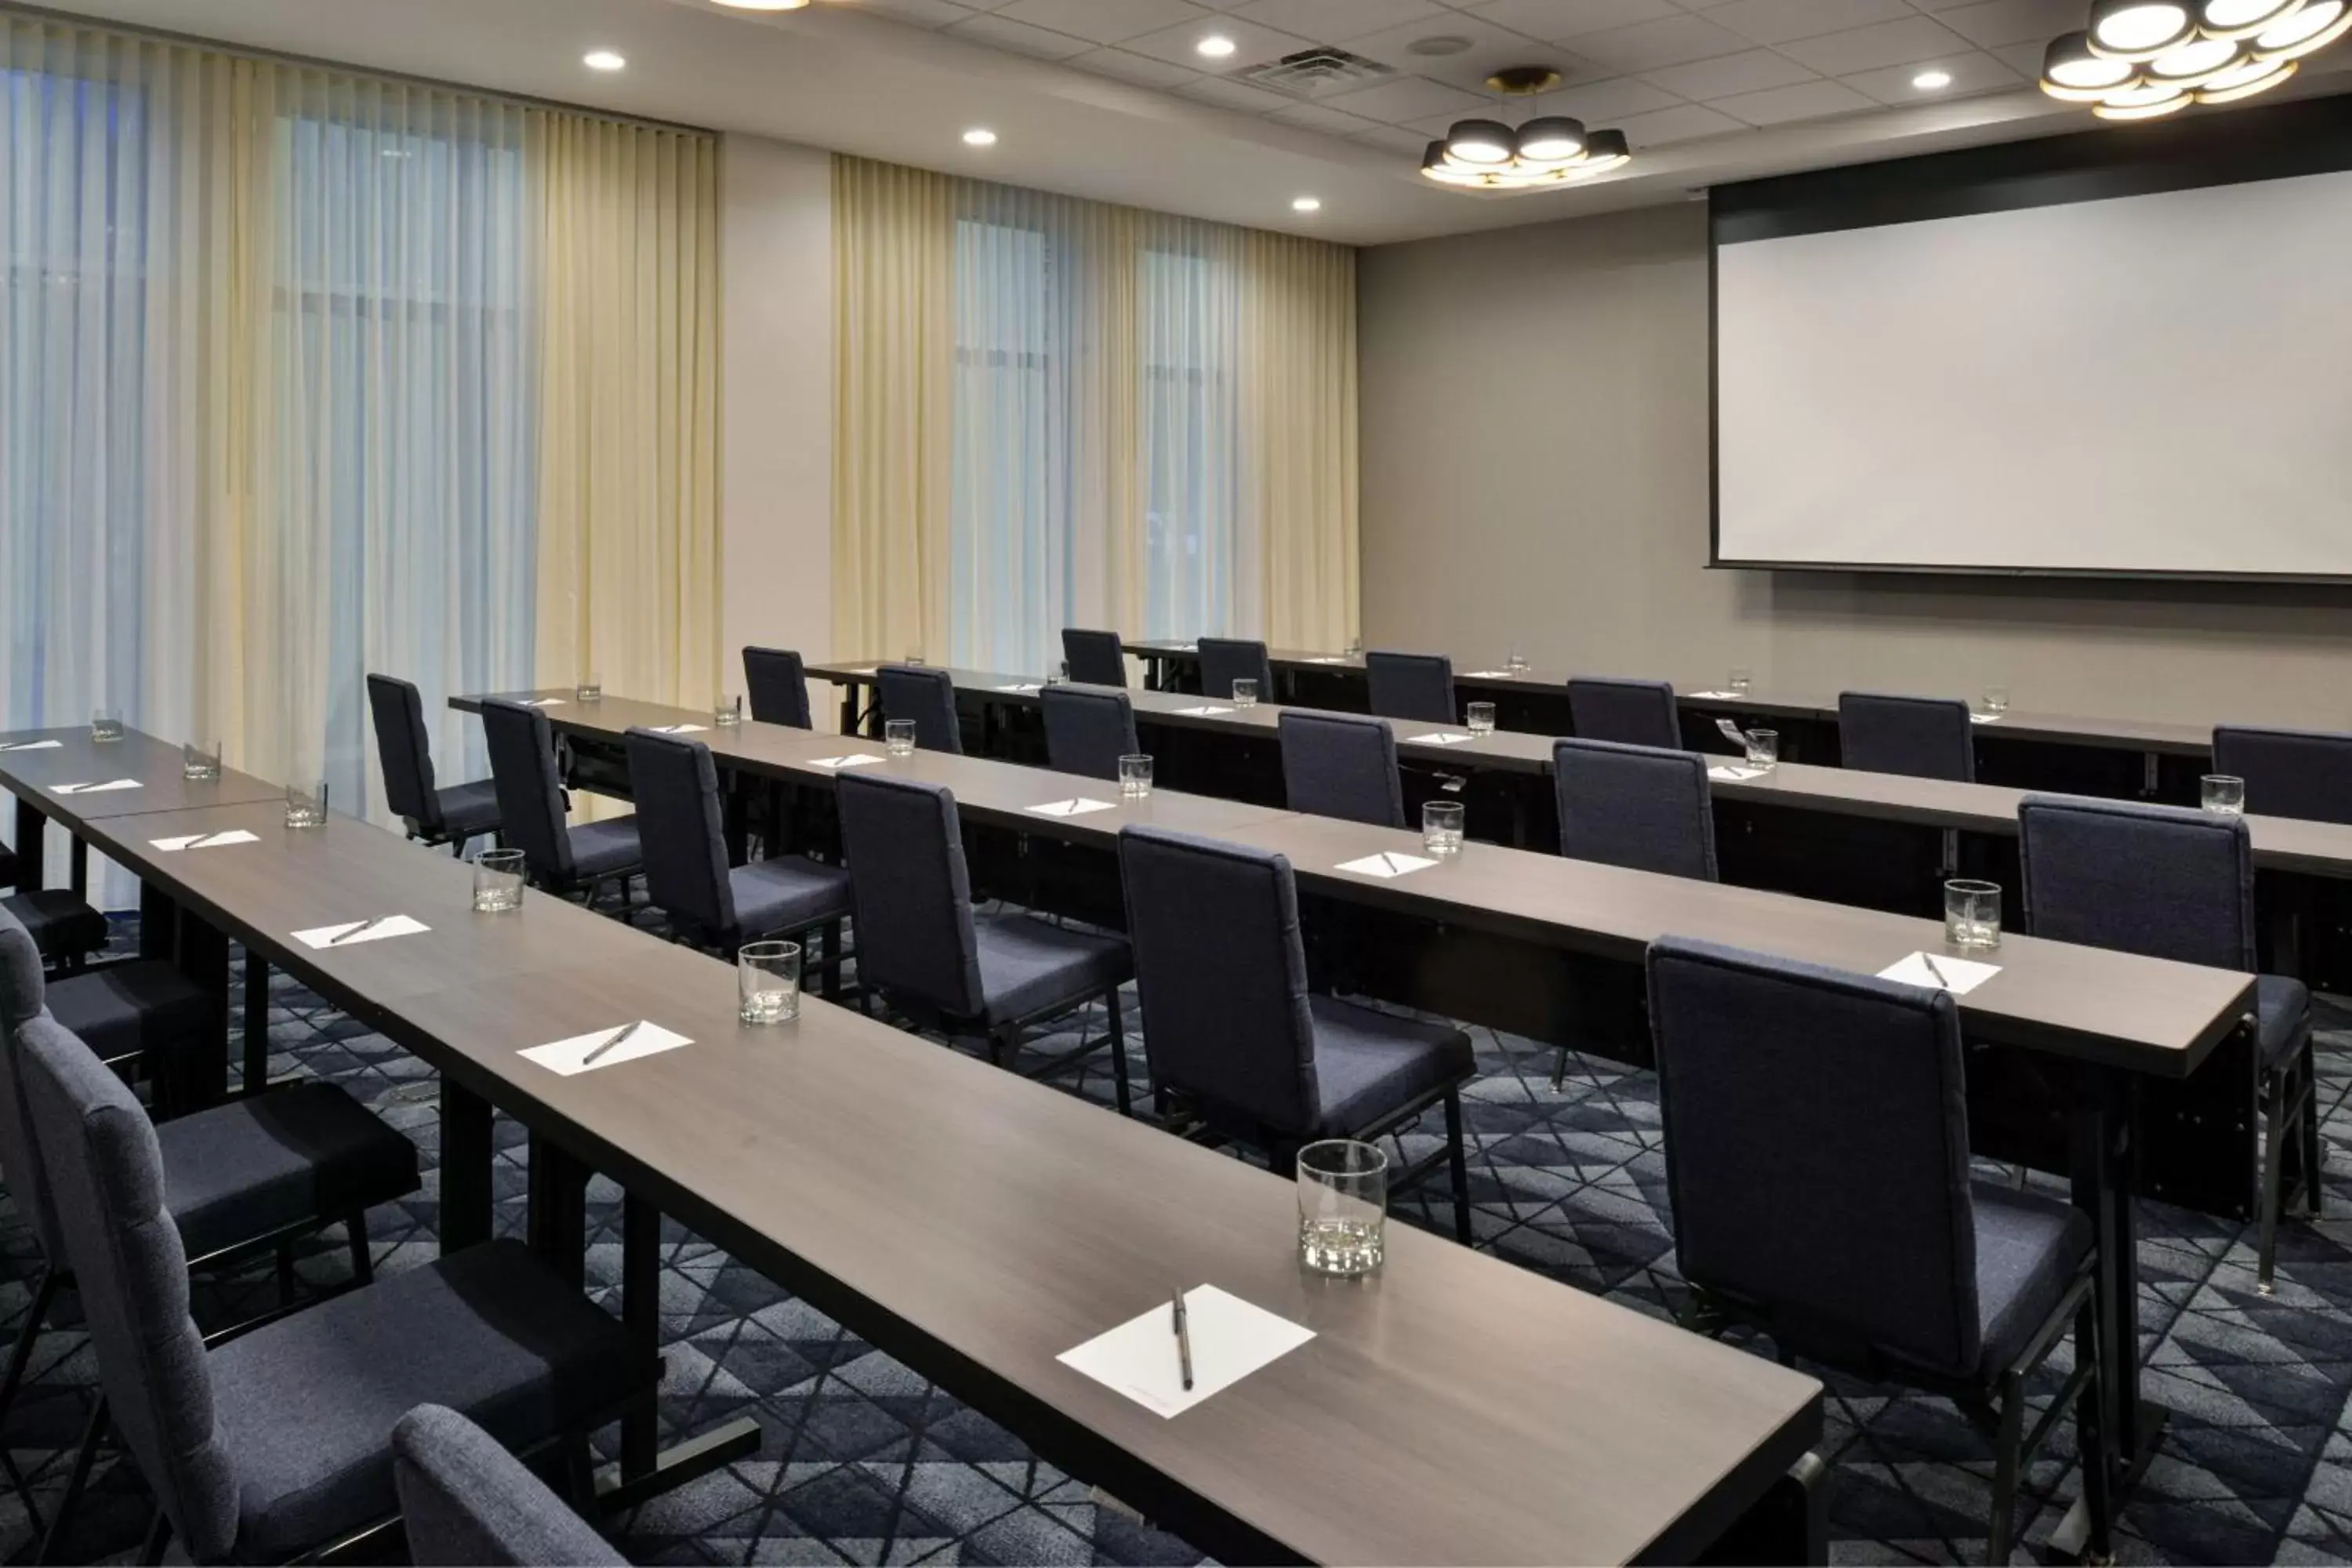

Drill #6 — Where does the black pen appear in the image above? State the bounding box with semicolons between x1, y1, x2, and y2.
1922;953;1951;989
582;1020;641;1067
328;915;387;946
1171;1288;1193;1392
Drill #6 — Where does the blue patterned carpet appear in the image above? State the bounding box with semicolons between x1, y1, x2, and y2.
2;902;2350;1566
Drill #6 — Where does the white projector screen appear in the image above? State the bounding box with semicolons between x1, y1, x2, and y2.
1714;168;2352;579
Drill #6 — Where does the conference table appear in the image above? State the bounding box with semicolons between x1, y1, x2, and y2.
0;723;1830;1566
453;687;2270;1554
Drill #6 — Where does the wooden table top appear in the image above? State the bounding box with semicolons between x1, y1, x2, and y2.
0;728;287;821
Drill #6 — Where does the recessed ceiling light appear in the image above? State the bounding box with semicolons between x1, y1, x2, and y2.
1409;34;1474;55
963;127;998;147
1912;67;1954;87
712;0;808;8
583;49;626;71
1292;196;1322;212
1196;34;1238;58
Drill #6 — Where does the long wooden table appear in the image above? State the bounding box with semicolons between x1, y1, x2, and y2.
0;726;1827;1566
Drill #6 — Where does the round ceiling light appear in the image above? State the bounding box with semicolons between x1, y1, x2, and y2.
1515;115;1587;163
2195;0;2302;36
1575;128;1632;175
2193;50;2299;93
1443;118;1517;165
1291;196;1322;212
2148;31;2249;79
962;128;997;146
1417;65;1633;193
583;49;627;71
2040;31;2139;95
2093;78;2194;112
2087;0;2197;55
1913;67;1955;85
2254;0;2352;55
1196;34;1237;57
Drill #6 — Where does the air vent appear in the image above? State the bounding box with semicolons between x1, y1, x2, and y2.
1236;46;1395;97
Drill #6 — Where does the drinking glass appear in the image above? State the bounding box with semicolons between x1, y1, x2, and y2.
1506;649;1531;677
1730;667;1754;697
2201;774;2246;815
1119;754;1154;800
1232;678;1259;709
1046;662;1069;688
1345;637;1364;659
1465;702;1497;738
1298;1140;1387;1276
91;708;124;743
885;719;918;757
285;780;329;829
1983;687;2012;717
182;741;222;782
577;672;603;704
715;693;743;728
739;940;803;1025
472;848;526;913
1744;728;1780;771
1423;800;1465;857
904;650;926;667
1944;879;2002;949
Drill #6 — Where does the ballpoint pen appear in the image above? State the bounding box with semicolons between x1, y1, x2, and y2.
1921;953;1951;988
1171;1287;1193;1392
328;915;387;946
581;1020;642;1066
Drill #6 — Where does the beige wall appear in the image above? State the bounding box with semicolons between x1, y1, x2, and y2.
720;132;839;730
1357;201;2352;731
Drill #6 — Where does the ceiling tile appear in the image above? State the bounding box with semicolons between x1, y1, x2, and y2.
1172;74;1302;110
1570;13;1757;69
942;12;1098;58
1318;73;1499;122
1468;0;1687;39
1265;100;1388;131
1613;100;1749;140
1989;38;2052;71
1065;47;1206;86
1336;13;1593;93
1549;74;1689;116
1706;0;1916;43
994;0;1214;45
1711;76;1876;118
1933;0;2085;46
1119;14;1319;67
1642;47;1817;96
1838;48;2027;101
1352;124;1439;153
1232;0;1453;36
855;0;978;25
1777;13;1971;70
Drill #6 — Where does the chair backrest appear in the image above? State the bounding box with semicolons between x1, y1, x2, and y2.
366;674;441;830
0;904;65;1260
742;647;811;729
834;773;985;1020
1040;687;1140;782
1197;637;1272;702
393;1405;626;1568
18;1015;240;1560
480;699;575;881
1646;936;1982;1381
1117;827;1319;1138
877;665;963;755
1278;710;1405;829
2017;794;2255;971
1552;739;1719;881
2212;724;2352;826
1838;691;1975;782
1567;677;1682;750
1365;651;1456;724
625;730;737;944
1061;628;1127;688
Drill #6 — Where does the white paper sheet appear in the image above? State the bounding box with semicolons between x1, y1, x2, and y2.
152;829;260;852
1690;690;1745;700
521;697;567;708
292;914;431;951
650;724;708;735
809;754;885;770
1336;851;1438;879
1303;656;1349;665
0;739;62;753
1405;731;1477;746
1462;670;1518;679
1970;713;2005;725
1056;1285;1315;1419
1173;643;1199;652
1878;951;2002;995
995;683;1044;694
520;1021;694;1076
50;779;142;795
1708;764;1768;782
1027;798;1118;818
1174;706;1234;717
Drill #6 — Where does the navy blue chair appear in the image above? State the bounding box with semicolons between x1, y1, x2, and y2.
1116;827;1473;1238
1040;687;1141;783
15;1014;641;1565
1;888;108;971
2019;795;2314;1293
1646;936;2100;1565
1197;637;1272;702
836;772;1134;1112
367;674;502;854
877;664;964;754
625;729;851;989
1552;739;1718;882
393;1405;626;1567
1365;652;1456;724
481;698;643;906
1278;710;1405;829
742;647;812;729
1061;628;1128;688
1567;677;1682;750
1839;691;1975;782
2212;724;2352;825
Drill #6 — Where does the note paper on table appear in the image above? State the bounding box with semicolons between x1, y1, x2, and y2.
1689;690;1743;700
651;724;708;735
292;915;430;950
1878;952;2002;995
995;683;1044;694
1026;798;1118;818
1406;731;1477;746
1969;713;2004;725
1057;1285;1314;1419
50;779;142;795
521;1022;693;1076
1303;656;1349;665
0;739;62;753
1337;851;1438;880
1462;670;1516;679
1708;764;1767;782
521;697;567;708
153;829;260;852
1174;706;1234;717
809;754;885;770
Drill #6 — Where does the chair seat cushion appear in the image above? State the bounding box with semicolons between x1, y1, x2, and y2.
2256;975;2310;1071
1970;1181;2092;1378
160;1082;423;1260
565;817;643;880
2;891;109;963
47;960;210;1064
730;856;853;940
973;913;1132;1028
434;779;503;840
1307;997;1475;1138
209;1238;641;1560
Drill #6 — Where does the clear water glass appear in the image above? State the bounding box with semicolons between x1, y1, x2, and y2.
2202;774;2246;815
182;741;222;782
1345;637;1364;659
285;780;329;829
1465;702;1496;738
91;709;124;742
715;693;742;727
472;848;525;913
1047;662;1068;687
1423;800;1465;856
885;719;917;757
1730;667;1753;697
904;650;926;667
1506;649;1530;677
1983;687;2011;717
1744;728;1780;770
1298;1140;1388;1276
577;673;603;704
1232;678;1259;709
739;940;802;1025
1119;754;1153;799
1944;879;2002;949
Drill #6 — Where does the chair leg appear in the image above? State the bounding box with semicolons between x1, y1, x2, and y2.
347;1210;373;1285
2301;1043;2324;1218
1443;1088;1472;1243
2074;1282;2111;1560
1550;1044;1570;1093
275;1238;297;1306
1105;989;1131;1118
1986;1369;2026;1566
35;1396;105;1566
0;1264;60;1432
2258;1065;2289;1296
139;1506;169;1566
823;918;844;999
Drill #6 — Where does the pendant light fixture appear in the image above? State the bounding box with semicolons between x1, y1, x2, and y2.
1420;67;1635;192
2042;0;2342;112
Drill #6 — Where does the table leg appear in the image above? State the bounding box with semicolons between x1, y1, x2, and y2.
837;688;860;737
242;953;271;1092
5;800;37;891
67;837;87;899
174;904;230;1110
439;1080;494;1252
525;1134;589;1290
139;881;178;961
2142;751;2160;800
623;1193;662;1478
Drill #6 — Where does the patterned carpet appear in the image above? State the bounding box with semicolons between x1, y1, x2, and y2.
2;902;2350;1566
